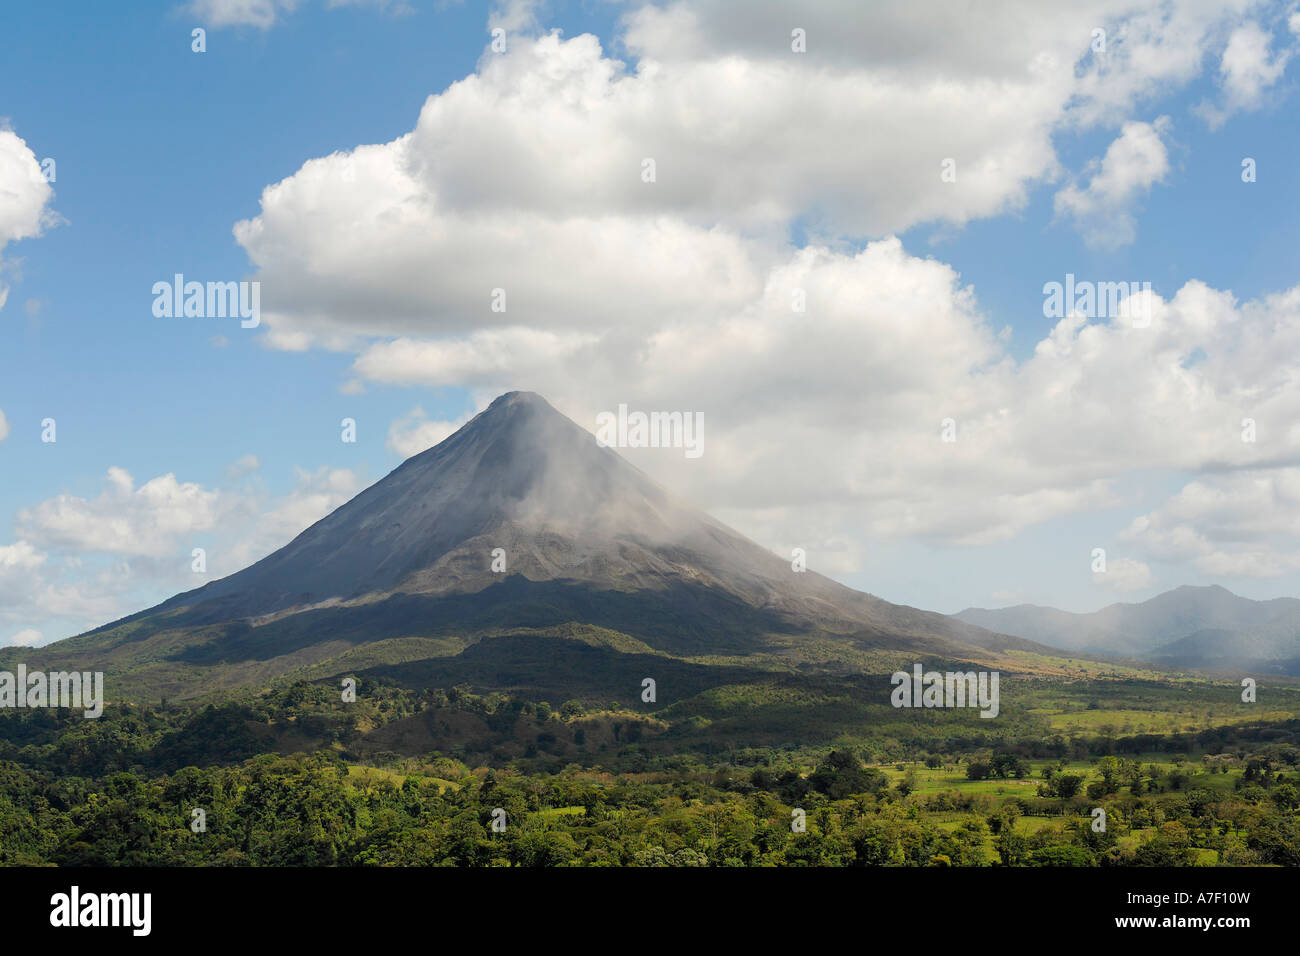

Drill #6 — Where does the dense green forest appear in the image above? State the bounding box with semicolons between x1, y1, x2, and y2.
1;677;1298;866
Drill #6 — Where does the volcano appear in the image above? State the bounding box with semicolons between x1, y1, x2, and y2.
24;392;1043;701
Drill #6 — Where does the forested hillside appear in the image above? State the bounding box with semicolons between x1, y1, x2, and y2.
2;678;1297;867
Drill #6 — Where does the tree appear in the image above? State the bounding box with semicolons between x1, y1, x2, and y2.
810;750;887;800
1029;845;1094;866
996;829;1029;865
990;753;1029;779
896;770;917;798
1053;774;1084;799
1097;756;1121;793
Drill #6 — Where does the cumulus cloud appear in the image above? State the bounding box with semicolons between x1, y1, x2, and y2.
0;542;49;623
226;453;261;480
1123;468;1300;578
17;467;222;558
387;407;467;458
0;126;57;311
186;0;301;29
0;409;9;442
16;463;361;563
231;2;1284;346
0;540;45;576
343;247;1300;566
8;629;42;647
154;464;362;577
242;466;361;556
627;0;1256;128
1095;557;1153;592
0;462;365;642
1196;20;1295;127
0;129;53;245
235;129;766;349
239;2;1232;348
1054;117;1172;248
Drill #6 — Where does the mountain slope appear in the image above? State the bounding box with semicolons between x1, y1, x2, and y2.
21;392;1050;700
956;585;1300;674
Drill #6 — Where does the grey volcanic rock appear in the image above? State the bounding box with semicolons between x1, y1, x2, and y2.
152;391;1027;651
158;391;840;618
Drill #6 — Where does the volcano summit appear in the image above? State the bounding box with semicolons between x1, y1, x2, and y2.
20;392;1040;701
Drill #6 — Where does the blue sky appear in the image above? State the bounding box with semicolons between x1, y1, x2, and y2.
3;0;1300;645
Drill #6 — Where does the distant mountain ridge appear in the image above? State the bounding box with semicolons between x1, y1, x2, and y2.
17;391;1051;701
956;585;1300;675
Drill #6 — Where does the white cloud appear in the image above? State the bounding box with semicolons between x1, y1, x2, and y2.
226;453;261;479
387;406;466;458
0;408;9;442
358;329;601;385
0;541;45;573
17;467;222;558
240;4;1209;349
0;126;57;311
230;3;1284;349
1197;20;1295;127
1124;468;1300;577
0;542;48;617
1220;22;1292;101
186;0;300;29
258;467;360;541
219;466;363;572
236;131;766;349
8;628;42;647
1095;557;1153;592
488;0;541;35
187;0;411;29
16;463;361;566
0;129;52;245
1054;117;1172;248
0;461;366;641
628;0;1254;129
337;248;1300;572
